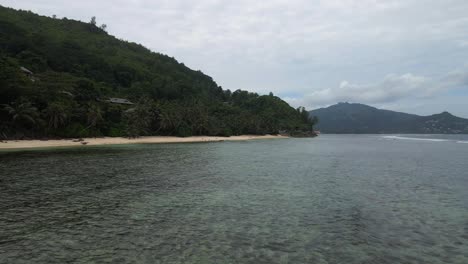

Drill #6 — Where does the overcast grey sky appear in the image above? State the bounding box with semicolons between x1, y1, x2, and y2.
2;0;468;116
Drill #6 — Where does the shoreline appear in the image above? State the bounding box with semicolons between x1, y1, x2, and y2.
0;135;288;150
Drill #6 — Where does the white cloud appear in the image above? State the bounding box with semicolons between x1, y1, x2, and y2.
285;67;468;110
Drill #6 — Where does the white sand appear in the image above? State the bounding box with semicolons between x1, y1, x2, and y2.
0;135;288;150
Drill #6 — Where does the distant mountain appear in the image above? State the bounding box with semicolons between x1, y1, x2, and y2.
309;102;468;134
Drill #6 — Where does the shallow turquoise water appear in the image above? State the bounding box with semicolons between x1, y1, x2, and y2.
1;135;468;263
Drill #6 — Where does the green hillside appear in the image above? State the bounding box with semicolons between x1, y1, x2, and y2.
0;6;315;139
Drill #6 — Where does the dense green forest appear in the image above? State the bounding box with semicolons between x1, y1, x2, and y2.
0;6;316;139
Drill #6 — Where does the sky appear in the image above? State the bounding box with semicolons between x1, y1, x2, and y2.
2;0;468;117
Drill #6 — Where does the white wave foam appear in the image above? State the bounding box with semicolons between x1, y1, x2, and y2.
381;136;450;142
457;141;468;144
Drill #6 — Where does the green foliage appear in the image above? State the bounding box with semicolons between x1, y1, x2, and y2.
42;102;69;130
123;98;157;137
85;103;104;136
0;5;316;139
1;98;43;138
0;56;33;104
2;98;40;126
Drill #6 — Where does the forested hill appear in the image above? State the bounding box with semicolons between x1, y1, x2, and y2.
310;102;468;134
0;5;315;139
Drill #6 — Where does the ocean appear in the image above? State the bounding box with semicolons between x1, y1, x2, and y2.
1;135;467;263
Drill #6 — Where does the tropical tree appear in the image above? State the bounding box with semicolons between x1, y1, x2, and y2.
157;111;173;134
2;99;40;127
0;123;11;139
43;102;68;130
83;103;103;136
123;98;157;137
1;99;41;138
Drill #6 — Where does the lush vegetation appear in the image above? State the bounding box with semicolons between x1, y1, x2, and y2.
0;6;316;139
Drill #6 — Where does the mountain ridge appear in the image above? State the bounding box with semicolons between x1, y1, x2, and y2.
309;102;468;134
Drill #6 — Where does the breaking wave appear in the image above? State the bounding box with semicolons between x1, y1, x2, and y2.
382;136;468;144
382;136;450;142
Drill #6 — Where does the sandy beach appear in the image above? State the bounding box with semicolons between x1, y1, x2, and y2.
0;135;288;150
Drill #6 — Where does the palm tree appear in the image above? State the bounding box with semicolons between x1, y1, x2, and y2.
86;103;103;129
79;103;103;136
43;103;68;130
0;123;10;139
157;111;173;133
190;105;208;135
1;99;41;138
2;100;40;127
124;99;156;137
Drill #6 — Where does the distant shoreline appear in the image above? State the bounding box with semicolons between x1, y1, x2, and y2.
0;135;288;150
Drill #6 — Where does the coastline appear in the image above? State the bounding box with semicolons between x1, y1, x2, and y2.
0;135;288;150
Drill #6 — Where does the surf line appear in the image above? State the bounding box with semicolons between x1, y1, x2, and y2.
382;136;450;142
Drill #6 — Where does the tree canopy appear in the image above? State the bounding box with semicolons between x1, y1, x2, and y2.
0;6;316;139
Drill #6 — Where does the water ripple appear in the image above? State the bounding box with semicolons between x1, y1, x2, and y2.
1;137;468;263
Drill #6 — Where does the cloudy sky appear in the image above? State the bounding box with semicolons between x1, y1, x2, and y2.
2;0;468;116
